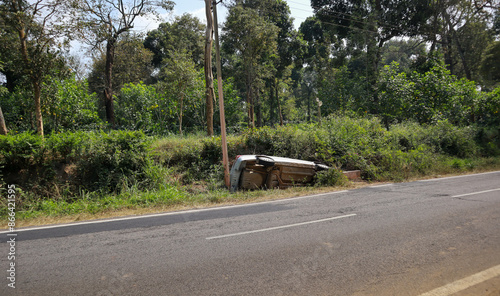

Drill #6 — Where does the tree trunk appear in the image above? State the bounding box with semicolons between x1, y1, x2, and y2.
179;95;183;136
442;22;454;75
178;84;187;135
444;11;472;80
269;81;274;125
16;19;44;136
307;86;311;123
366;18;379;113
256;93;262;127
0;107;8;135
33;81;44;136
276;81;284;126
204;0;215;136
246;72;255;129
104;40;116;126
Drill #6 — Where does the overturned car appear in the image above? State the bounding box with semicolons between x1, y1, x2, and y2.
229;155;329;192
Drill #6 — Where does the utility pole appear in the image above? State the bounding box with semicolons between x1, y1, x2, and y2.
213;0;230;188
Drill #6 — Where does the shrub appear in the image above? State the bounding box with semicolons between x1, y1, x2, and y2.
0;131;155;198
42;78;101;132
0;132;44;172
314;168;348;187
389;120;480;158
115;82;164;133
378;62;484;126
45;131;88;163
76;131;152;192
426;121;479;157
244;125;318;160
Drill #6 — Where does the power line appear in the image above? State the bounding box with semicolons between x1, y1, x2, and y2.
287;4;411;35
287;6;379;35
286;0;312;8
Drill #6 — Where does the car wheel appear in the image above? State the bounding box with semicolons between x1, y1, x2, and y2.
256;155;275;167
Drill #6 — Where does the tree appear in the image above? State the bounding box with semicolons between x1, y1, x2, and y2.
259;0;300;126
311;0;433;112
144;13;205;69
204;0;215;136
71;0;174;125
42;77;101;131
380;39;427;71
143;12;210;133
87;34;154;99
420;0;496;81
480;41;500;86
299;16;338;121
159;49;202;135
223;3;278;128
0;16;25;93
440;0;492;80
1;0;71;136
0;69;7;134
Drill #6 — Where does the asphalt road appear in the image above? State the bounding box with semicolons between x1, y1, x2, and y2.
2;171;500;296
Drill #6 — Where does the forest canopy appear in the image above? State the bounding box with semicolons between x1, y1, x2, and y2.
0;0;499;135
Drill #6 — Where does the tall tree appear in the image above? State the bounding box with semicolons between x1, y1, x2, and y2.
159;49;202;135
480;40;500;86
261;0;300;126
0;16;25;92
0;68;7;134
223;2;278;128
424;0;495;80
71;0;174;125
1;0;71;136
204;0;215;136
299;16;338;120
87;34;154;98
144;13;205;70
311;0;433;112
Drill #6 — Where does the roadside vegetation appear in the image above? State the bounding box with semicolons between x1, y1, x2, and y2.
1;114;499;224
1;0;500;225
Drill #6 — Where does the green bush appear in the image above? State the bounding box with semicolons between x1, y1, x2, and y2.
0;132;45;172
243;125;318;160
389;120;480;158
76;131;152;192
477;126;500;156
1;78;101;133
42;77;101;132
378;62;486;127
1;114;497;220
115;82;170;133
426;121;479;157
314;168;348;187
0;130;154;198
45;131;88;163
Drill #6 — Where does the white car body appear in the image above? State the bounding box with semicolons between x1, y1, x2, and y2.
229;155;329;192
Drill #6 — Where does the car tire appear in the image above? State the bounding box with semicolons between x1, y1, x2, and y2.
256;155;275;167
